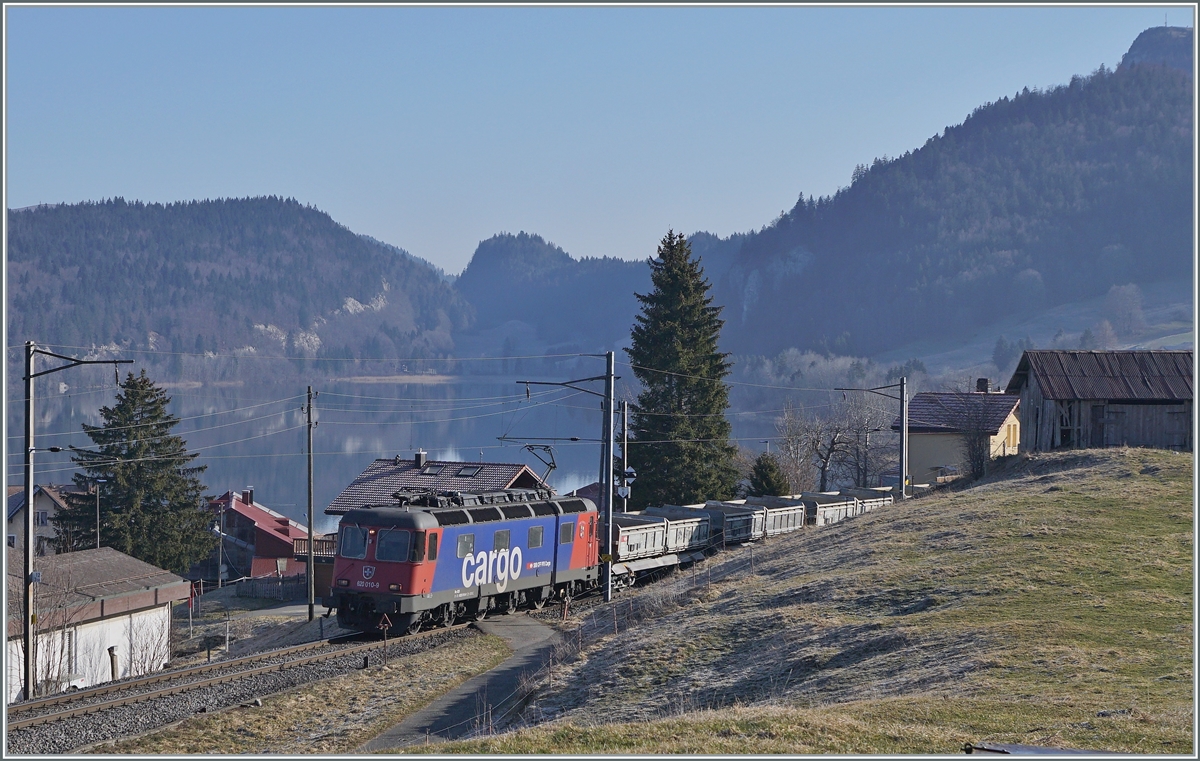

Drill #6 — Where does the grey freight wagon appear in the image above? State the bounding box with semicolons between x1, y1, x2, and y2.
799;492;862;526
656;501;763;545
642;505;712;553
838;487;894;512
740;495;808;535
698;501;766;543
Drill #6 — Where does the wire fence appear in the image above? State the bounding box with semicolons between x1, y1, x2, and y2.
235;573;307;601
405;548;761;744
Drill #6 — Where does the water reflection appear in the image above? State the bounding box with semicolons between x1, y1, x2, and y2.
11;376;607;534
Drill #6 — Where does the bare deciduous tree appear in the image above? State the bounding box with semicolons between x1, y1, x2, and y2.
774;399;853;492
809;417;853;493
835;394;895;488
6;558;87;698
1105;283;1146;338
128;613;170;677
775;401;816;494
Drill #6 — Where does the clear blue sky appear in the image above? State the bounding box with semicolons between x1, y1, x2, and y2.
4;4;1191;274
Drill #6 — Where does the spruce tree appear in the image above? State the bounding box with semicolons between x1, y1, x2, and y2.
748;451;789;497
55;371;216;573
626;230;738;508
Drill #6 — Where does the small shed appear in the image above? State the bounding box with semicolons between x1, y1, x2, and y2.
6;547;189;702
1004;350;1193;451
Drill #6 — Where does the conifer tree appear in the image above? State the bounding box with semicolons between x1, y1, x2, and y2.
626;230;738;508
748;451;789;497
55;371;216;573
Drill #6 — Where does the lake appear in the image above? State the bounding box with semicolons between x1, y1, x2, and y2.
12;371;781;534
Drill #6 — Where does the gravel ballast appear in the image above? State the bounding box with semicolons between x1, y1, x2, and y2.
7;627;478;755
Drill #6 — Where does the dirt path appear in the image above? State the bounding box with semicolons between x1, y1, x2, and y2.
358;615;561;751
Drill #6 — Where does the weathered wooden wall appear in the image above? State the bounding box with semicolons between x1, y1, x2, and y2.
1018;375;1192;451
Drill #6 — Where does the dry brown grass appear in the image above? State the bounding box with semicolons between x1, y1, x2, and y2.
430;447;1193;754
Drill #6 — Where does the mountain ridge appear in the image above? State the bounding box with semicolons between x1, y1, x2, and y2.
6;28;1192;378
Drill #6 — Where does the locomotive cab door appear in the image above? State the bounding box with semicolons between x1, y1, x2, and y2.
586;513;599;566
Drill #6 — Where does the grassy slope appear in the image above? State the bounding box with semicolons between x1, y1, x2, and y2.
430;448;1193;754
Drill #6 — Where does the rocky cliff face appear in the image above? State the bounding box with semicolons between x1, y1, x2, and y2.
1119;26;1193;75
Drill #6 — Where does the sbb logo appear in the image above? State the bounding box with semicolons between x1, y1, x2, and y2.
461;546;524;592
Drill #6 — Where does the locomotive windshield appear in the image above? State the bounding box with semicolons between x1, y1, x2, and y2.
339;525;368;559
375;529;411;562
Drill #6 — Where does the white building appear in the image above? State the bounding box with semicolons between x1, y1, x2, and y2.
5;547;190;703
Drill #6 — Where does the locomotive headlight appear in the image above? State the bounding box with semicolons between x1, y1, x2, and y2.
388;583;401;592
337;579;350;587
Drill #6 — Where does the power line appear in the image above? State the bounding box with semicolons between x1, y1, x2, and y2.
16;343;600;364
317;391;583;427
15;424;309;477
5;394;305;441
17;439;569;477
4;407;304;457
620;360;861;392
318;387;562;403
313;389;563;413
549;400;838;417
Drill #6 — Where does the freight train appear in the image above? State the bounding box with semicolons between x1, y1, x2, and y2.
327;486;892;635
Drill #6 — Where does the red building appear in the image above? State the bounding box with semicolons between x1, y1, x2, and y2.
191;488;311;582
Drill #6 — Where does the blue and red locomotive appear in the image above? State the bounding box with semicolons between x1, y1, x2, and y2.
328;488;599;634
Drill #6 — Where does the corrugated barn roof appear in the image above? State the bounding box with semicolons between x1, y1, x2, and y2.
1005;350;1193;401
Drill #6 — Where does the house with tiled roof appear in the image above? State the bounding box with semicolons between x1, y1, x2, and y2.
891;382;1020;484
190;488;312;582
1005;350;1192;451
5;547;189;702
325;451;548;516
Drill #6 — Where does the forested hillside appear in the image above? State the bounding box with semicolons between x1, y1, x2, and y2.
716;61;1193;357
7;197;472;375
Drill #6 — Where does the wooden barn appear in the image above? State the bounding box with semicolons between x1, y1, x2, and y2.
1004;350;1193;452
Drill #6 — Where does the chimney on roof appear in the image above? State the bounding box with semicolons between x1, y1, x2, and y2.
415;450;427;468
243;487;254;505
976;378;991;393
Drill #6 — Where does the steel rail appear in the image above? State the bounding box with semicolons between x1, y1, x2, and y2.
7;625;470;731
7;633;364;717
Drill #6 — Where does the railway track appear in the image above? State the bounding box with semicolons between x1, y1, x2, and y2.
6;624;476;753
